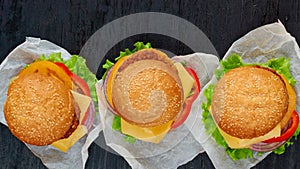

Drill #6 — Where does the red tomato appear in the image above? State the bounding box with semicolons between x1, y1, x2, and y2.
54;62;73;77
71;73;91;97
171;67;200;129
263;111;299;143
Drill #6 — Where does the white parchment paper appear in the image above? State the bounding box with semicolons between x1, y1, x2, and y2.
0;37;102;169
190;21;300;169
96;53;220;169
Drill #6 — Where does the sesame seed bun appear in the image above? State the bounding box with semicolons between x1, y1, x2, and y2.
112;49;183;127
211;66;290;139
4;72;77;146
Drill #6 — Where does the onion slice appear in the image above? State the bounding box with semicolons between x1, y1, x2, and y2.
103;66;119;115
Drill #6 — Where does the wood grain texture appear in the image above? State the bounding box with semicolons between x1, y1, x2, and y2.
1;0;300;168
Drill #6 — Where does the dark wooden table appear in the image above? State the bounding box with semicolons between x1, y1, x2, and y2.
1;0;300;168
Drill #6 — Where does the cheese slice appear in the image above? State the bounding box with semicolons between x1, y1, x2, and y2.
51;91;92;152
209;103;281;149
121;118;173;143
218;124;281;148
71;90;92;122
174;62;195;99
51;125;88;152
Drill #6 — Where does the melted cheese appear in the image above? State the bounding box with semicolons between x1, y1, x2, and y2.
174;62;195;99
121;118;173;143
51;91;91;152
218;124;281;148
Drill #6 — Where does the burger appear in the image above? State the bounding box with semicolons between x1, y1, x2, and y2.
102;42;200;143
202;54;299;160
3;53;97;152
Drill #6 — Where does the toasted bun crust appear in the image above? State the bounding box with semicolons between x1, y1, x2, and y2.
4;73;76;146
112;49;183;127
211;66;289;139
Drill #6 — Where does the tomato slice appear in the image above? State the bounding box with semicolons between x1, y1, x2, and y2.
185;67;201;92
54;62;73;77
171;67;200;129
263;111;299;143
71;73;91;97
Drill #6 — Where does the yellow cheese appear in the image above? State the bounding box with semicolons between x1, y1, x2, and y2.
218;124;281;148
174;62;195;99
51;91;91;152
121;118;173;143
51;125;88;152
71;90;92;123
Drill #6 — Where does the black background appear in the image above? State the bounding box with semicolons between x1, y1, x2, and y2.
1;0;300;168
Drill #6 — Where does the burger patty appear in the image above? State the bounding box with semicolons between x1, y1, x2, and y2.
4;73;77;146
211;66;289;139
117;48;175;72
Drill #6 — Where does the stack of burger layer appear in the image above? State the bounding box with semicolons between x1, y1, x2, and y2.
104;48;200;143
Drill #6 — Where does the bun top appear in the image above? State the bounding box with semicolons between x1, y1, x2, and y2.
4;72;76;146
112;49;183;127
211;66;289;139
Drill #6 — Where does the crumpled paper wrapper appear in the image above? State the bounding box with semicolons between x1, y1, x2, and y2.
0;37;102;169
190;21;300;169
96;53;219;169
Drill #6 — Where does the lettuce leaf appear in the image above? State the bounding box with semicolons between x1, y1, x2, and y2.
214;53;245;79
112;115;122;131
202;54;298;160
115;41;151;61
38;53;98;111
265;57;296;86
215;54;296;86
